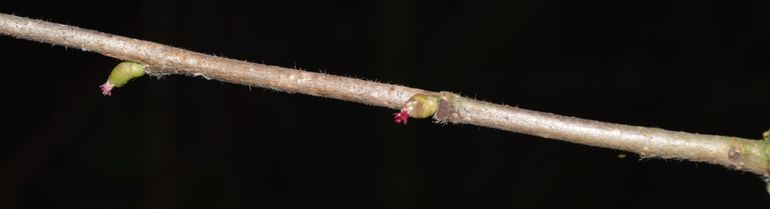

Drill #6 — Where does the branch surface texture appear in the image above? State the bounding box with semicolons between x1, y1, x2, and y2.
1;13;768;182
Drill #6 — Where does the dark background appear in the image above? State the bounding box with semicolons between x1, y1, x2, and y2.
2;0;770;208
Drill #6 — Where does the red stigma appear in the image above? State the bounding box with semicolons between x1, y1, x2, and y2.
394;110;409;125
99;82;114;96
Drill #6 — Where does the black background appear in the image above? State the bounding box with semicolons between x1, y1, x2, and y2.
2;1;770;208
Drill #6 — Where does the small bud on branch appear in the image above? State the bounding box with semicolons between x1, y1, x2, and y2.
99;61;145;96
393;94;440;125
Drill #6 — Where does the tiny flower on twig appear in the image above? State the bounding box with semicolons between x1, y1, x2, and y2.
99;82;114;96
99;61;146;96
394;110;410;124
393;94;440;125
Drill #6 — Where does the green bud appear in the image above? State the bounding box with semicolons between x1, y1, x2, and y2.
406;94;439;119
100;61;145;96
108;62;145;87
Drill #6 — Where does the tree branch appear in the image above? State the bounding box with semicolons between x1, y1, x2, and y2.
1;13;768;183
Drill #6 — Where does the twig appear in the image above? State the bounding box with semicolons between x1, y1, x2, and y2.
1;13;768;182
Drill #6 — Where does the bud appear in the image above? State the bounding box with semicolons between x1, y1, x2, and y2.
100;61;145;96
393;94;439;125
